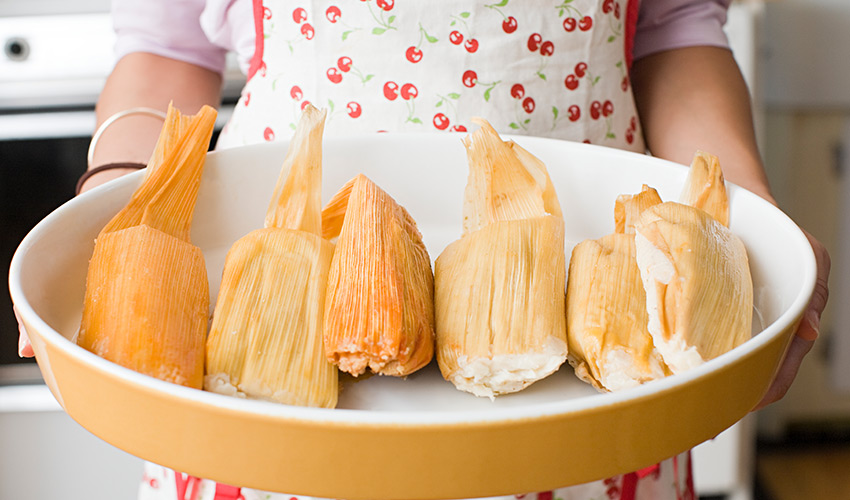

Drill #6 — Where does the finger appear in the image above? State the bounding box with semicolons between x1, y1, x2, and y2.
796;231;830;342
14;306;35;358
753;335;815;411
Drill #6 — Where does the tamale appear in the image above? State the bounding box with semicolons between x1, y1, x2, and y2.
566;185;670;391
434;119;567;399
205;104;338;408
77;104;216;389
634;152;753;373
322;174;435;377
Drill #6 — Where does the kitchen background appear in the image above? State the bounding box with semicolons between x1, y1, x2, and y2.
2;0;849;499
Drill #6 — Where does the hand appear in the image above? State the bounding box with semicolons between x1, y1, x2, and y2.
16;166;141;358
754;229;830;410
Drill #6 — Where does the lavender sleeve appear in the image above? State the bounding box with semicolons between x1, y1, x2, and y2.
111;0;228;75
634;0;732;61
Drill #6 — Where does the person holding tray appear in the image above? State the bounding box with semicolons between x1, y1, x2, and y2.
17;0;831;499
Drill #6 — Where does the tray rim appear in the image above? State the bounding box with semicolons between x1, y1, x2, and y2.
9;134;818;426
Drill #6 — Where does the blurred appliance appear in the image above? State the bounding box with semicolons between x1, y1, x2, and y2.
0;4;243;499
0;6;243;379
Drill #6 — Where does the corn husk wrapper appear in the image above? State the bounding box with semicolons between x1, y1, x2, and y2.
77;104;216;389
634;152;753;373
204;105;338;408
566;185;670;391
435;119;567;399
322;174;435;377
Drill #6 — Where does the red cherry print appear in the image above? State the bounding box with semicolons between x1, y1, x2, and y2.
452;125;468;132
290;85;303;100
538;492;553;500
433;113;450;130
563;17;577;32
148;477;159;489
527;33;542;52
574;62;587;78
244;92;251;106
602;0;614;14
376;0;394;11
583;139;591;144
301;23;314;39
464;38;479;53
263;7;272;20
406;46;423;63
462;70;478;88
326;6;341;23
400;83;418;100
625;128;635;144
602;100;614;117
383;81;399;100
502;16;518;34
292;8;307;23
337;56;352;72
567;105;580;122
258;60;267;77
606;486;619;500
590;101;602;120
578;16;593;31
510;83;525;99
564;74;579;90
347;102;362;118
540;41;554;56
326;67;342;84
630;116;638;130
300;100;311;111
449;31;464;45
614;2;621;19
621;76;629;91
263;127;274;141
522;97;535;114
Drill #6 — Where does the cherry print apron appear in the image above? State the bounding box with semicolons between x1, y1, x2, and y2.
216;0;644;151
140;1;695;499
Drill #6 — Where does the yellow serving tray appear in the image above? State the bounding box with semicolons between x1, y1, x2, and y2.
10;135;815;499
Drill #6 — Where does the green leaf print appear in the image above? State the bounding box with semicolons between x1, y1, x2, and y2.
435;100;444;107
374;27;387;35
388;15;396;24
448;93;461;99
524;118;530;124
607;35;616;43
363;74;375;83
411;118;423;124
552;106;559;120
494;0;510;6
509;122;520;129
426;33;439;43
328;100;335;113
484;87;493;101
460;12;471;18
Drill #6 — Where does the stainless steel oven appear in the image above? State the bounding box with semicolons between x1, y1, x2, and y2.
0;3;244;498
0;1;243;383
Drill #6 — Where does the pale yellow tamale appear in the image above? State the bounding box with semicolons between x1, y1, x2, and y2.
434;119;567;399
77;104;217;389
322;174;435;377
204;104;338;408
634;152;753;373
566;185;670;391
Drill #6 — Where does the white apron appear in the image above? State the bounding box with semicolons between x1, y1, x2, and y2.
141;0;695;498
